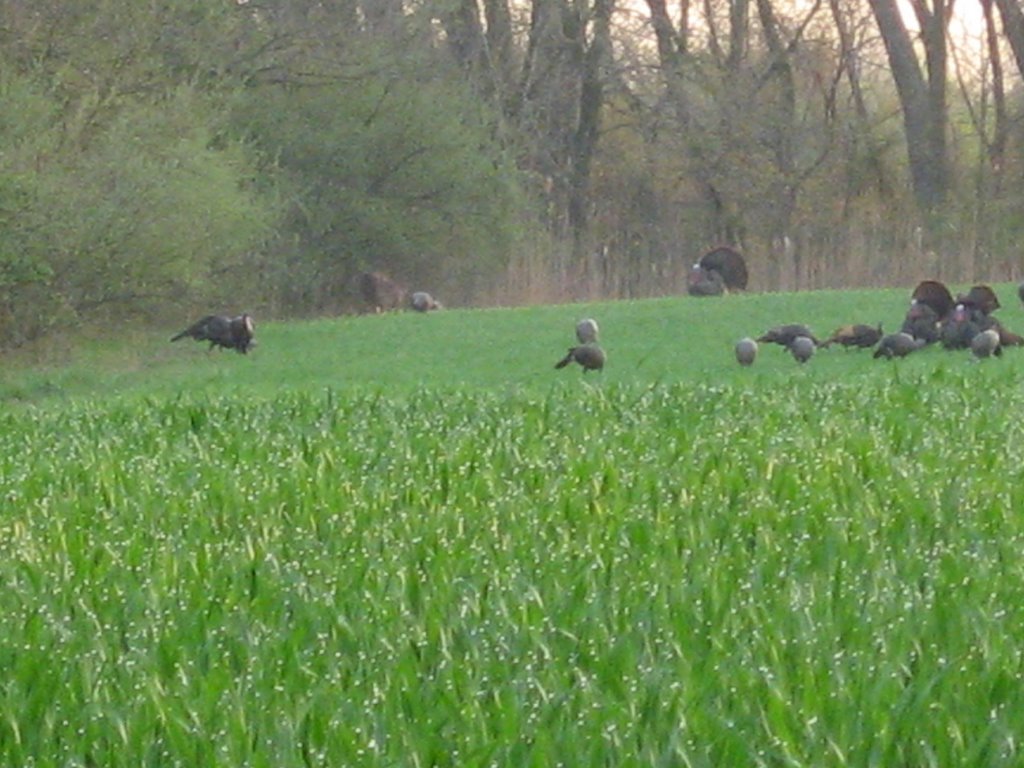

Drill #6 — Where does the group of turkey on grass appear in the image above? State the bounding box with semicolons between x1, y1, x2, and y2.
169;286;444;356
167;269;1022;377
737;280;1024;367
555;246;751;374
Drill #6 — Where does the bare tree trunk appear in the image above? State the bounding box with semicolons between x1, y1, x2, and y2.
728;0;750;71
969;0;1008;276
646;0;737;247
828;0;870;121
677;0;690;52
482;0;517;112
645;0;691;124
440;0;488;71
755;4;796;200
867;0;949;215
981;0;1008;185
994;0;1024;78
568;0;613;262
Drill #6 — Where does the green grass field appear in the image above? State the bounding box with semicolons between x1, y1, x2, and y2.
2;283;1022;405
2;284;1024;766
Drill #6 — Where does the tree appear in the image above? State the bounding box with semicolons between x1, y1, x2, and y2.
228;33;528;311
0;1;275;346
993;0;1024;79
867;0;951;216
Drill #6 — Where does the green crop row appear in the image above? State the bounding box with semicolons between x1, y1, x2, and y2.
0;377;1022;766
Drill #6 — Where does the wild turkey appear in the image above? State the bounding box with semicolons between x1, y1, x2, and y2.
735;337;758;366
901;303;941;344
873;332;924;359
910;279;954;320
357;271;407;313
687;266;726;297
971;328;1002;359
953;309;1024;348
696;246;748;291
555;344;606;373
989;318;1024;347
821;323;883;349
789;336;815;363
940;303;981;350
957;284;1000;316
171;314;255;354
1018;281;1024;307
757;324;819;347
576;318;600;344
410;291;442;312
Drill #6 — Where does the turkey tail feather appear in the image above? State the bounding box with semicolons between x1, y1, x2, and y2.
555;350;575;369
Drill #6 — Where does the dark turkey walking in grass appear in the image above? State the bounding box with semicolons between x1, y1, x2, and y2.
873;332;924;359
821;323;883;349
171;314;255;354
940;304;981;350
788;336;815;364
757;324;819;347
952;285;1024;349
735;338;758;366
901;302;941;344
555;344;606;373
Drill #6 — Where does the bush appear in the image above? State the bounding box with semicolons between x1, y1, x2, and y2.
0;80;274;347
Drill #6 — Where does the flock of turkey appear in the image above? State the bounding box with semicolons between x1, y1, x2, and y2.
166;252;1023;377
550;275;1024;375
169;272;444;355
737;279;1024;367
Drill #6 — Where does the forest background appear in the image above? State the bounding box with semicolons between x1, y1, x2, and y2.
1;0;1022;348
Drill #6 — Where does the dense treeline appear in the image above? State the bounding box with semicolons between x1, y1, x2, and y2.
0;0;1021;347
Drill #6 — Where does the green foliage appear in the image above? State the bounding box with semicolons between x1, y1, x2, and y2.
0;77;71;344
0;1;276;347
39;89;273;311
230;50;528;310
2;354;1024;764
1;0;249;90
2;286;1024;763
5;281;1024;404
0;77;59;277
0;75;273;346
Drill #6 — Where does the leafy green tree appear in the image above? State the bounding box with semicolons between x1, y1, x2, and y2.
0;82;273;347
42;91;272;313
868;0;951;217
0;0;276;347
230;43;528;311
